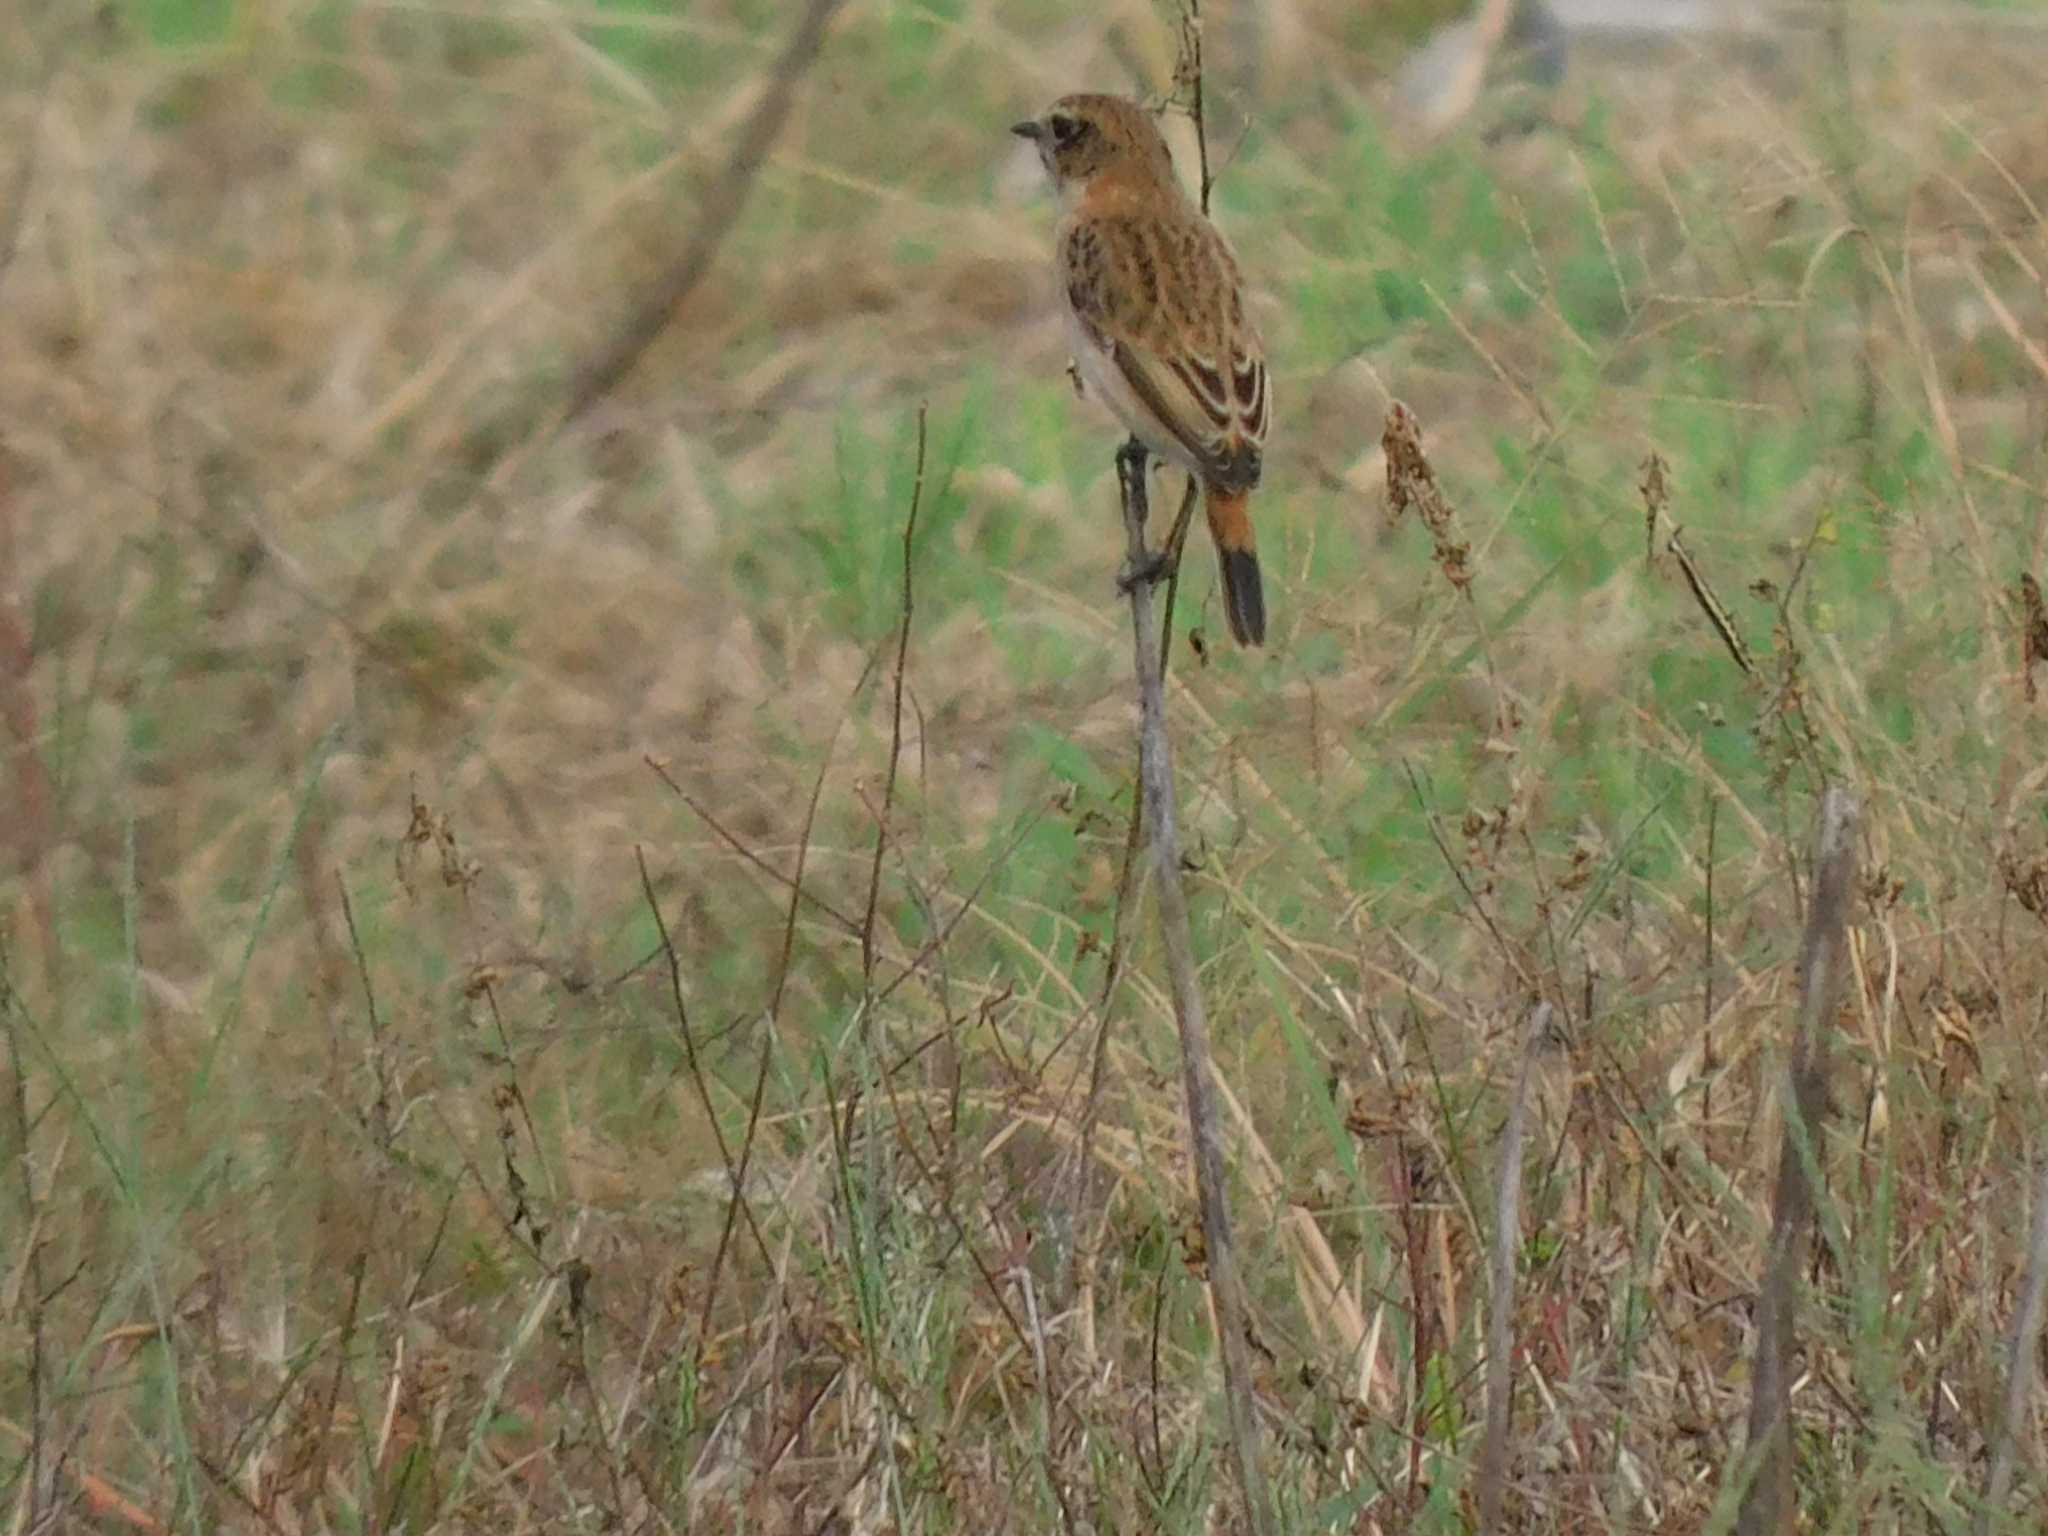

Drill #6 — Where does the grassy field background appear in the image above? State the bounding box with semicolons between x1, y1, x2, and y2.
4;0;2048;1530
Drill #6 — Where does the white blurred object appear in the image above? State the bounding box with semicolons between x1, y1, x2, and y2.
1546;0;1745;31
1398;0;1775;133
1399;0;1563;135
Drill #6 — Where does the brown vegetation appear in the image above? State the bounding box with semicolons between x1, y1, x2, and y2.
3;1;2048;1530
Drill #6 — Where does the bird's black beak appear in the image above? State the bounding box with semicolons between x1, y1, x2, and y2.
1011;120;1043;142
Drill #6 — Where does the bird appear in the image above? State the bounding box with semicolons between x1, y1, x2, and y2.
1012;93;1272;646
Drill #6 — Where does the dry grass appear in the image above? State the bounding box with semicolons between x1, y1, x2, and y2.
3;0;2048;1530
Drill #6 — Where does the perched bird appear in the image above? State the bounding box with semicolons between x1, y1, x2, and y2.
1012;93;1272;646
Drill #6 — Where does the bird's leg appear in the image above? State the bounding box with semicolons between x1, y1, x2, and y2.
1118;549;1172;592
1116;436;1151;519
1116;438;1172;591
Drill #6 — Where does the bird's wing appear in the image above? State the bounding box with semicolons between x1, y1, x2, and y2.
1060;211;1268;490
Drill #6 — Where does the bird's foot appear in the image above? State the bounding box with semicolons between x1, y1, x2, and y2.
1117;548;1173;594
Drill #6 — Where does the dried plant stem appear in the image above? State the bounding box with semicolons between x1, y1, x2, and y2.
1178;0;1213;207
0;964;48;1527
861;405;926;993
1478;1000;1553;1530
1704;793;1720;1129
635;848;772;1278
1737;785;1858;1536
1114;437;1274;1536
0;455;56;982
1980;1146;2048;1534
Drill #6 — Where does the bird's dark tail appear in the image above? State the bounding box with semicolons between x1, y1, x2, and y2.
1204;485;1266;646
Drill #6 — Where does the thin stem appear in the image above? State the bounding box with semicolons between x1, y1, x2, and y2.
1115;436;1274;1536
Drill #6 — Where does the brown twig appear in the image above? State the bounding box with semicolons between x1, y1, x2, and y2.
2018;572;2047;705
695;1033;775;1382
861;405;926;991
337;878;394;1154
0;453;57;980
1980;1144;2048;1534
1640;450;1669;571
1736;785;1858;1536
645;759;861;934
559;0;847;427
0;959;49;1527
874;799;1049;1009
1402;760;1536;992
1114;436;1275;1535
1176;0;1214;210
1703;793;1721;1131
1078;469;1199;1347
0;57;52;980
0;1413;164;1534
634;847;772;1277
1478;1000;1554;1530
772;645;883;1024
1389;1121;1436;1509
1666;525;1756;679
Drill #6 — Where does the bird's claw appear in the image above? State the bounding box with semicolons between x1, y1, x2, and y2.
1117;549;1172;594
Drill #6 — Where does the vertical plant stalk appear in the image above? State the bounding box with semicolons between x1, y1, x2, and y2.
1114;438;1274;1536
1979;1146;2048;1535
1704;793;1720;1130
1737;785;1858;1536
0;454;57;982
860;405;926;994
1478;1000;1553;1529
0;963;48;1527
0;81;53;975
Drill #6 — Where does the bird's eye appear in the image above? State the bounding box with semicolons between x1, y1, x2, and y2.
1049;113;1085;147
